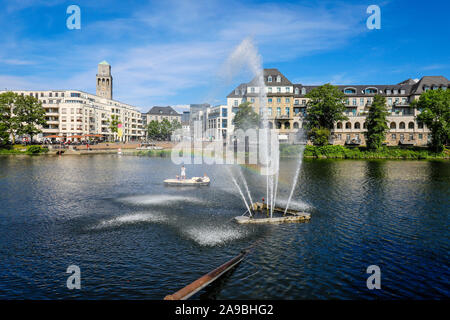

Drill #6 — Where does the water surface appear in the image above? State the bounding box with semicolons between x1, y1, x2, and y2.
0;155;448;299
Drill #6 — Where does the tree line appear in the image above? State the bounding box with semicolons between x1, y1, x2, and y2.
147;118;181;141
0;92;47;147
233;84;449;152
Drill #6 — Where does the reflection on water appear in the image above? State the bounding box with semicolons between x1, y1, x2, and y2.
0;155;448;299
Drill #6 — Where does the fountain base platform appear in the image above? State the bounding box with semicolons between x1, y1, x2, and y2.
234;202;311;224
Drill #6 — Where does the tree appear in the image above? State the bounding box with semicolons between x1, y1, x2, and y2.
0;122;9;147
305;84;348;130
365;94;389;150
147;120;161;140
414;88;450;152
171;119;182;131
14;95;47;143
160;118;172;140
233;101;260;131
308;127;330;146
0;92;20;144
109;115;121;141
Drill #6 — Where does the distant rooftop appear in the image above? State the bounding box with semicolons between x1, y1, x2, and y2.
147;106;180;116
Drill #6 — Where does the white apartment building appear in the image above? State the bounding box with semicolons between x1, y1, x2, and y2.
1;62;144;142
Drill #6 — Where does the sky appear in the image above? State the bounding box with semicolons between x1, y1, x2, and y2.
0;0;449;112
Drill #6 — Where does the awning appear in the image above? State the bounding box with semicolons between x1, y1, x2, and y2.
83;134;103;137
44;135;65;138
68;135;84;139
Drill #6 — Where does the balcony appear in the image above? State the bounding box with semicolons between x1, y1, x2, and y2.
275;114;292;120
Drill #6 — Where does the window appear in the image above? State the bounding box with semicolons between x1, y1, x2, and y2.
285;107;290;116
285;98;290;103
388;98;392;105
360;98;364;106
222;108;227;117
295;99;299;104
418;122;424;129
276;75;281;83
268;76;272;82
400;89;405;94
354;122;360;129
268;98;273;103
365;88;378;94
268;87;272;93
337;122;342;129
419;134;423;139
393;89;398;95
285;87;290;93
277;98;281;103
344;88;356;94
352;98;357;106
71;92;80;97
345;122;351;129
390;122;396;129
295;88;299;94
251;98;255;103
268;108;273;116
234;100;238;107
293;122;299;129
277;107;281;116
399;122;405;129
251;87;255;93
386;89;391;95
408;122;414;129
392;134;396;139
277;87;281;93
301;88;306;95
302;100;306;105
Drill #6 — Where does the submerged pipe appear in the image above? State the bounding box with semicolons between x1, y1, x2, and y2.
164;249;249;300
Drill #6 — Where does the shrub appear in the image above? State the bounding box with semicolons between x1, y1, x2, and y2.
27;145;43;154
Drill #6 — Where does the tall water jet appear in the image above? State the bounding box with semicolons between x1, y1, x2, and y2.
239;167;253;205
284;130;307;215
222;38;277;211
227;167;251;214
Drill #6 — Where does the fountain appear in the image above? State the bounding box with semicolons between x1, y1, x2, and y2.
222;38;310;224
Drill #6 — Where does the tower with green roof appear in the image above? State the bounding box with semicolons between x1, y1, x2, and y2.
96;60;113;99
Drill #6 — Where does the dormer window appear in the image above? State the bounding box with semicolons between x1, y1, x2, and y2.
251;87;255;93
386;89;391;95
393;89;398;95
276;75;281;83
365;87;378;94
400;89;405;94
295;88;299;94
424;86;430;92
235;89;239;95
285;87;290;92
268;76;272;82
344;87;356;94
301;88;306;95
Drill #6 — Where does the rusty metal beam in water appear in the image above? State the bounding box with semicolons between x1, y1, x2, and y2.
164;249;249;300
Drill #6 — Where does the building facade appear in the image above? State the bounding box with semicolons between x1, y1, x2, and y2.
1;62;144;142
227;69;449;146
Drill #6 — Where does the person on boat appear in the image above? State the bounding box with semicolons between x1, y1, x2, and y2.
181;165;186;180
203;173;208;181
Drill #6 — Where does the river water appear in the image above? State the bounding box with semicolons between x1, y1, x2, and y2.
0;155;448;299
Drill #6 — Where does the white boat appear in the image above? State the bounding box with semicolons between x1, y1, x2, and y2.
164;177;210;186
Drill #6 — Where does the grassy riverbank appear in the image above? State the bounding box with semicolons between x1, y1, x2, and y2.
280;144;449;160
134;149;172;157
0;145;48;155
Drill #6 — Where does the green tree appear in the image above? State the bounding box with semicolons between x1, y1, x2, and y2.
171;119;182;131
147;120;161;140
365;94;389;150
233;101;260;130
14;95;47;143
305;84;348;130
109;115;121;141
0;122;9;147
0;92;20;144
160;118;173;140
308;127;330;146
414;88;450;152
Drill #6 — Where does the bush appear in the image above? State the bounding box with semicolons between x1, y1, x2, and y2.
308;127;330;146
27;145;44;154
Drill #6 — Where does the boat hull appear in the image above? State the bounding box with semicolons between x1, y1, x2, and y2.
164;177;210;186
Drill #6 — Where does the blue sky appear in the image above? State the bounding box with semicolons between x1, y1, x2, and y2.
0;0;449;112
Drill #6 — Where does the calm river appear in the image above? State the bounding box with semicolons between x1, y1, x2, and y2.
0;155;448;299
